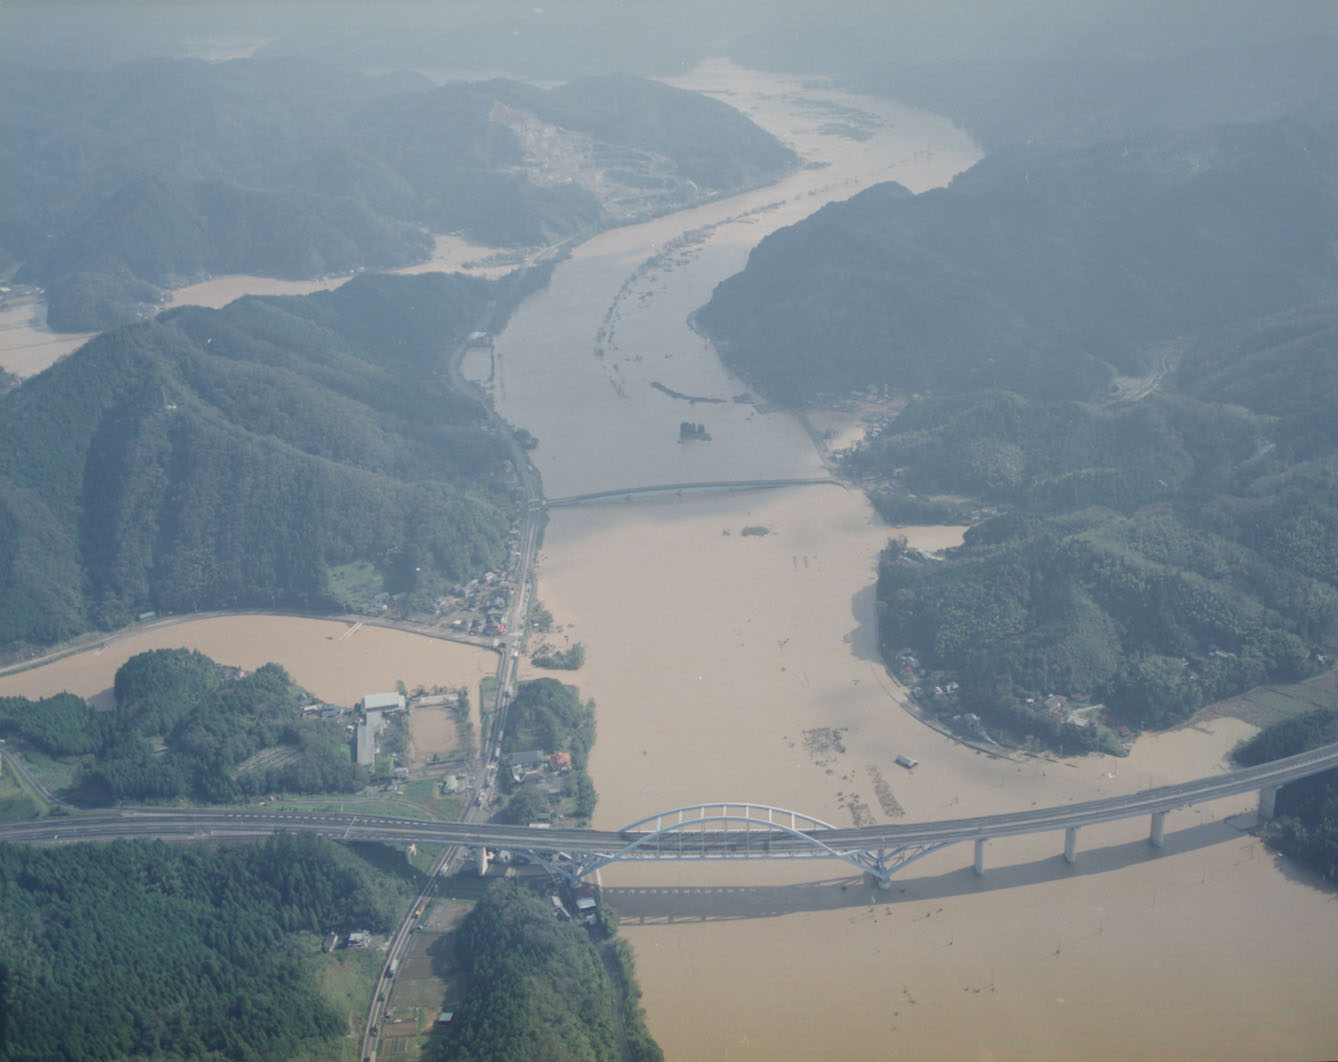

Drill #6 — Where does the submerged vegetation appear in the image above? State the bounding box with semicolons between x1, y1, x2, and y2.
531;642;586;670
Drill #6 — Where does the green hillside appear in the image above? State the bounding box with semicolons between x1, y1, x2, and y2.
696;118;1338;405
0;271;519;650
435;880;660;1062
2;59;796;331
865;308;1338;745
0;833;406;1060
694;116;1338;748
0;649;363;804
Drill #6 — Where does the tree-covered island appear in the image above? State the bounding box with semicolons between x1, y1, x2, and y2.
493;678;599;827
0;648;362;805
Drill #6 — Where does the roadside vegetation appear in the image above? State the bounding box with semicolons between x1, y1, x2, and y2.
0;832;411;1061
428;881;661;1062
495;678;598;826
1235;709;1338;884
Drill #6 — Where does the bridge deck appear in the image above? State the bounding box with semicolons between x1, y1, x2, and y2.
4;741;1334;875
547;477;839;507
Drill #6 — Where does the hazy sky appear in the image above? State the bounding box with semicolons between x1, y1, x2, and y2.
4;1;1335;150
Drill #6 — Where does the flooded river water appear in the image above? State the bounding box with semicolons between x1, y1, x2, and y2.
479;61;1338;1060
2;60;1334;1060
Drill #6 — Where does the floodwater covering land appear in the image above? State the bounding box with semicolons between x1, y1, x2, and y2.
1;60;1334;1060
0;615;495;719
0;230;526;383
474;62;1338;1060
0;290;95;380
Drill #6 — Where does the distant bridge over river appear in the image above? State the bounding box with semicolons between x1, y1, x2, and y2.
4;742;1334;887
545;477;841;508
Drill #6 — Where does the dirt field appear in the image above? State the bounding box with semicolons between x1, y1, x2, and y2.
1192;668;1338;729
379;900;474;1061
408;704;469;766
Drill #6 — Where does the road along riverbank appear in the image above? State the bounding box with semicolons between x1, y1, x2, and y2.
0;59;1333;1061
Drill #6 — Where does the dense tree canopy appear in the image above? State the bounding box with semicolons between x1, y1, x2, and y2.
0;272;524;649
432;881;661;1062
497;678;599;825
0;648;364;804
1235;709;1338;884
682;120;1338;747
1;59;795;331
0;833;400;1061
501;678;595;767
697;117;1338;406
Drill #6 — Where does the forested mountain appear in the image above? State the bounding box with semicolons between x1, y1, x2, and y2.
1;58;795;331
696;117;1338;405
0;833;404;1060
435;881;660;1062
0;271;524;650
865;307;1338;748
693;116;1338;747
860;299;1338;742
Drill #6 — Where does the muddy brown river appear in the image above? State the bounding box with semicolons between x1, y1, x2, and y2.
3;60;1334;1060
480;61;1338;1060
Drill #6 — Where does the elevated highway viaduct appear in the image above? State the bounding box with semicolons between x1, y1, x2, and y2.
4;741;1335;886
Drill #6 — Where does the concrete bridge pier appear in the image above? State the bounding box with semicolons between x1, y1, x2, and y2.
973;838;987;875
1063;826;1079;864
1258;786;1278;820
1149;811;1167;848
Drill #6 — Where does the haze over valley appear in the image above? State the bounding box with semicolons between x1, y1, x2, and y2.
2;3;1338;1060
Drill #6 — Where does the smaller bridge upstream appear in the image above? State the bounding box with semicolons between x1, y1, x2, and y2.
546;477;841;508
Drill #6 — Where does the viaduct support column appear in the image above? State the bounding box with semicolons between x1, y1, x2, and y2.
1063;827;1079;865
1149;811;1167;848
973;838;987;876
1259;786;1278;820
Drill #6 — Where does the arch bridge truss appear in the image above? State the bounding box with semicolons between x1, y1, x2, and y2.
507;803;952;886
